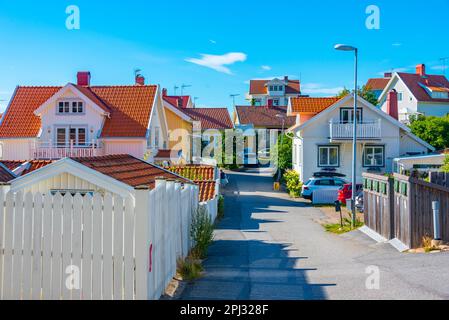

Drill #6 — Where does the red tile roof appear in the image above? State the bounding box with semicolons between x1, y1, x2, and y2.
165;165;216;181
0;160;26;171
0;86;60;137
397;73;449;103
195;180;216;202
154;149;181;160
163;95;190;108
366;78;391;91
249;79;301;95
22;160;54;175
235;106;296;128
290;97;341;114
0;85;158;138
0;164;16;183
71;154;190;189
181;108;233;130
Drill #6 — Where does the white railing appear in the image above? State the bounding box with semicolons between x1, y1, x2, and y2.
31;140;103;159
330;120;381;140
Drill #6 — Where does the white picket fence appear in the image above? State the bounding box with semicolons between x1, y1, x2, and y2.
0;179;199;300
312;189;339;204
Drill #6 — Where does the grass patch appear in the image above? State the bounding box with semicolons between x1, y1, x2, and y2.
324;217;364;234
216;195;225;222
177;256;204;281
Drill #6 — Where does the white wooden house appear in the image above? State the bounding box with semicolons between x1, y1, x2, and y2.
0;72;169;162
288;94;435;183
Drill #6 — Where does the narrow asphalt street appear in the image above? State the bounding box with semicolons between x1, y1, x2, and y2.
180;170;449;300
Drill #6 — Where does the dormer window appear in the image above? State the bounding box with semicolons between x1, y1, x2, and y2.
57;101;84;114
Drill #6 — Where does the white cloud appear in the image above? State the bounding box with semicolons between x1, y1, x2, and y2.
209;40;217;44
301;83;343;95
185;52;247;74
261;65;271;71
392;43;402;47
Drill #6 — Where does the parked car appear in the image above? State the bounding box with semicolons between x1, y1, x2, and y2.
301;177;348;200
355;190;364;212
337;183;363;205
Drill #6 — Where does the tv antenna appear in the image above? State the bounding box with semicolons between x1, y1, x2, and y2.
193;97;199;107
174;85;179;95
181;84;192;95
230;94;240;107
439;57;449;76
134;68;142;77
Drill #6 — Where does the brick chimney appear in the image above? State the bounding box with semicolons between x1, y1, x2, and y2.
162;88;168;97
416;64;426;77
77;71;91;86
135;74;145;85
387;90;399;120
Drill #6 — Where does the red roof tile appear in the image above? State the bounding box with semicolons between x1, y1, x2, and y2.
235;106;296;128
195;180;216;202
181;108;233;130
71;154;190;189
0;85;158;138
0;160;26;171
397;73;449;103
165;165;216;181
249;79;301;95
154;149;181;160
163;95;190;108
0;86;60;137
0;164;16;183
22;160;54;175
290;97;340;114
366;78;391;91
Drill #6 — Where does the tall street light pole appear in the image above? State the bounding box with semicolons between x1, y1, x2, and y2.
335;44;358;227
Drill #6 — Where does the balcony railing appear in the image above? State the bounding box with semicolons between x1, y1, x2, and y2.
329;120;381;140
31;140;103;160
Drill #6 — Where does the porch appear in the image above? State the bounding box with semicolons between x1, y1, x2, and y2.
329;120;381;141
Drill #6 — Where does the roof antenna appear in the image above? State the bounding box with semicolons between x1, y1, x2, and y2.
181;84;192;95
174;85;179;95
134;68;142;77
439;57;449;77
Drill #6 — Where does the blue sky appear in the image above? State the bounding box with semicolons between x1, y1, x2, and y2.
0;0;448;112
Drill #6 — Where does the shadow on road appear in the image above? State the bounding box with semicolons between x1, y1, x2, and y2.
181;239;334;300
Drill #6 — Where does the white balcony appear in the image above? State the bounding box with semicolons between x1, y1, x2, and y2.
329;120;381;140
31;140;103;160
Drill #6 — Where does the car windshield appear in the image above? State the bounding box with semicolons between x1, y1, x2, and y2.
305;180;312;185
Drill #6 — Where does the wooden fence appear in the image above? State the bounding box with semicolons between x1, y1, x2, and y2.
0;179;200;300
363;172;449;248
430;172;449;188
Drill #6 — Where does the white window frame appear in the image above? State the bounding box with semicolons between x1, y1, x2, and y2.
363;145;385;167
57;100;85;115
318;145;339;167
54;125;88;147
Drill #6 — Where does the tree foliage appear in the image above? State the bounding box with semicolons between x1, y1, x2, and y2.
337;85;378;106
275;133;292;171
409;115;449;150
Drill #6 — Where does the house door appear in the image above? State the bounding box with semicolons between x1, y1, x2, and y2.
56;126;87;147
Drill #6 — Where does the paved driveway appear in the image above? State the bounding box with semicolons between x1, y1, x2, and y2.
180;170;449;300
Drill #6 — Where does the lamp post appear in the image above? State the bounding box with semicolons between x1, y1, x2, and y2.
334;44;358;227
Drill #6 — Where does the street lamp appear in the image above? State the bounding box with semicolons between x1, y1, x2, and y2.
334;43;358;227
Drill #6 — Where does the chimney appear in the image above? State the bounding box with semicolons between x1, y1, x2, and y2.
135;74;145;85
77;71;91;86
284;76;289;83
416;64;426;77
387;90;399;120
384;72;392;78
162;88;168;97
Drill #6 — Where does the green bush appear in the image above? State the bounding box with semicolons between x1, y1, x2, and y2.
190;206;214;259
283;170;303;198
177;256;204;281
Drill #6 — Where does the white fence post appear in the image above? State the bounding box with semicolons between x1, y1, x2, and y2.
134;185;151;300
